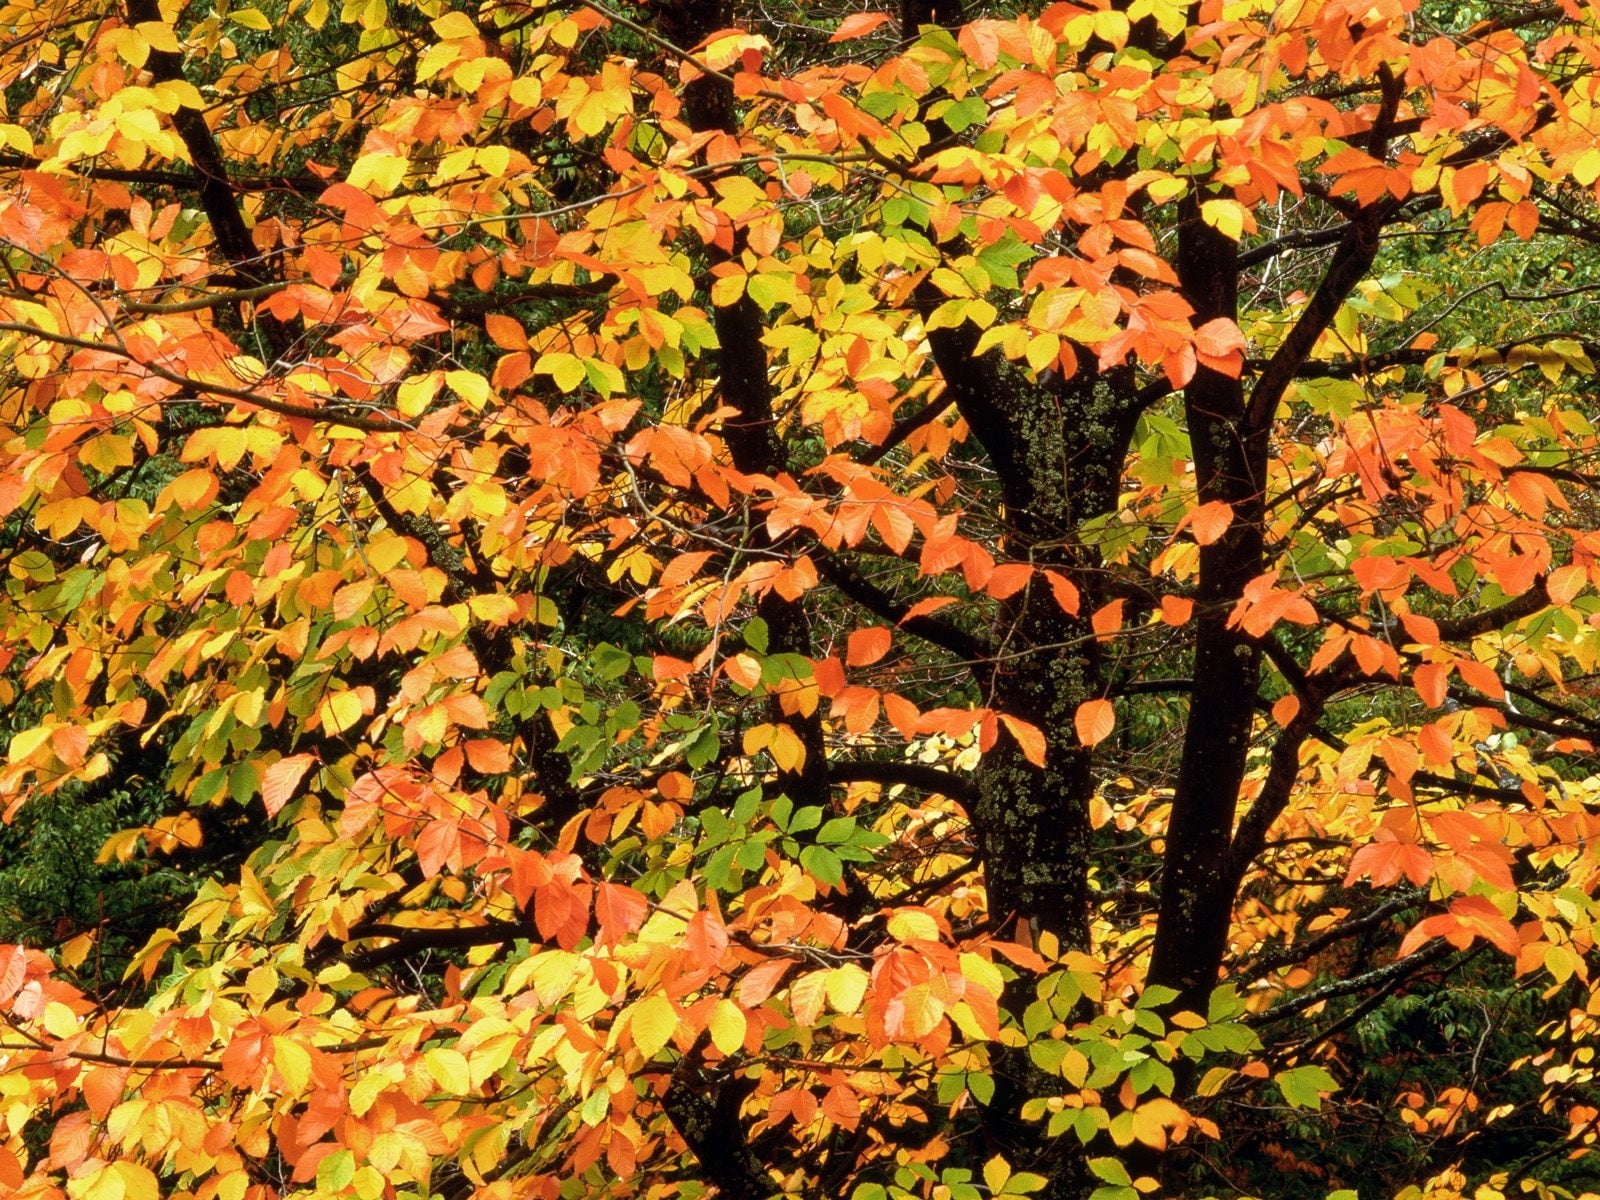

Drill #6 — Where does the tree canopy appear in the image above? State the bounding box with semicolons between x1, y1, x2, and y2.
5;0;1600;1197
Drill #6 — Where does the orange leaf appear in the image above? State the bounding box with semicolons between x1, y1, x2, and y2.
739;958;795;1006
1345;835;1432;888
0;1147;21;1191
464;739;511;773
1186;500;1234;546
846;626;892;666
1159;595;1193;625
986;563;1032;599
1043;568;1080;615
1455;657;1506;700
1418;720;1453;766
1413;662;1448;708
1074;698;1115;747
1091;598;1124;638
1271;695;1300;727
883;692;920;738
656;771;694;801
1192;317;1246;376
1506;200;1539;239
724;653;763;689
830;11;891;41
1547;563;1585;605
595;882;649;945
484;313;528;350
261;754;316;818
998;713;1047;766
903;595;959;621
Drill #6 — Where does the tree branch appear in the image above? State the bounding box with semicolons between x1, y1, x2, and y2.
0;321;406;431
339;919;526;970
1245;939;1452;1025
829;760;977;806
813;554;991;664
1433;576;1549;641
1237;889;1423;978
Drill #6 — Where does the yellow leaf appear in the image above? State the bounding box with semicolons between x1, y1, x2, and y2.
790;970;828;1026
628;994;677;1058
535;352;585;392
245;964;277;1004
108;28;149;68
317;688;366;736
392;259;430;298
273;1035;311;1092
708;999;746;1055
1572;147;1600;188
230;8;272;29
824;964;869;1013
416;40;461;83
152;79;203;108
431;10;478;39
468;593;519;624
887;910;940;941
135;21;181;51
44;1000;79;1038
1143;174;1186;203
397;373;442;417
446;369;492;408
957;952;1003;1001
347;151;407;195
425;1046;471;1093
1200;198;1250;242
60;932;94;969
983;1158;1011;1195
768;724;806;772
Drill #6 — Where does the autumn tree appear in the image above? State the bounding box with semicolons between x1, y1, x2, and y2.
5;0;1600;1198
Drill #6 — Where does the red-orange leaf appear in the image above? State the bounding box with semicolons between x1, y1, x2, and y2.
986;563;1033;599
830;11;891;40
595;882;649;946
1043;568;1080;615
1345;835;1433;888
846;626;892;666
261;754;316;818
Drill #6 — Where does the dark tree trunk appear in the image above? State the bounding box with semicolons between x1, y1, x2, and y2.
1146;207;1266;1013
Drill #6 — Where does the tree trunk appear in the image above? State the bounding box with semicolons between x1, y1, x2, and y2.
1147;208;1266;1013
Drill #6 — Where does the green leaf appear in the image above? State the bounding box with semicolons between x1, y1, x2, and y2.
686;722;721;768
787;805;822;833
318;1149;356;1192
1088;1158;1131;1187
817;816;856;844
941;96;987;132
1003;1173;1049;1196
967;1070;995;1105
1207;983;1245;1023
590;642;632;679
743;617;769;653
800;844;843;886
1136;984;1179;1009
1276;1064;1339;1110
